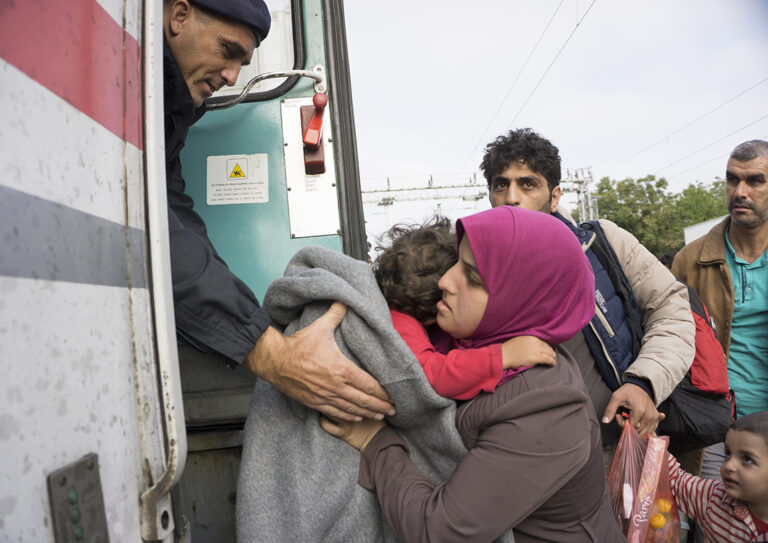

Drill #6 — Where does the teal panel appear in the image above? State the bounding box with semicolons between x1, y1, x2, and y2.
180;0;342;302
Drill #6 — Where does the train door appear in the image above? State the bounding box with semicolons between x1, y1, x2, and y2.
172;0;365;541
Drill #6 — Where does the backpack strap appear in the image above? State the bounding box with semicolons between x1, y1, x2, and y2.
581;221;644;361
685;282;717;334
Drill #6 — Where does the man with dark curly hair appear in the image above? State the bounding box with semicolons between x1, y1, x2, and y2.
481;128;696;458
481;128;563;214
373;217;556;400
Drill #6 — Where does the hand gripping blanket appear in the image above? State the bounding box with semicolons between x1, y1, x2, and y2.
236;246;516;542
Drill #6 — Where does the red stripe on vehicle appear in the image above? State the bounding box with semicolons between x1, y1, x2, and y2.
0;1;143;149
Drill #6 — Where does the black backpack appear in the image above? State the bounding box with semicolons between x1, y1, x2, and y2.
582;222;734;452
657;284;734;452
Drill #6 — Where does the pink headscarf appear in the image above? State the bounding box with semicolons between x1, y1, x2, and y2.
455;206;595;349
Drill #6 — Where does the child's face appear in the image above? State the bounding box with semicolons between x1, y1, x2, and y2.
435;236;488;339
721;429;768;505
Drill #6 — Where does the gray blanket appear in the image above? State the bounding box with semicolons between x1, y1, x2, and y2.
236;246;514;542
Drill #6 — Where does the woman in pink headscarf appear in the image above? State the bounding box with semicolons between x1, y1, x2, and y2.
322;206;625;542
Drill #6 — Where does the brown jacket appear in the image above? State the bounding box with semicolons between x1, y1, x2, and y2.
671;217;734;355
358;349;625;542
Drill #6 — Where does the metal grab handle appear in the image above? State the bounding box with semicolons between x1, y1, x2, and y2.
206;65;326;110
140;1;188;540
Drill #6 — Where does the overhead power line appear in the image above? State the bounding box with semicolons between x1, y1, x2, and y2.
504;0;599;131
459;0;565;173
666;133;768;180
362;171;475;182
606;75;768;174
654;114;768;175
665;152;730;181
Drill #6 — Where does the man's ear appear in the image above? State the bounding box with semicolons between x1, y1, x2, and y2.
549;185;562;213
167;0;192;36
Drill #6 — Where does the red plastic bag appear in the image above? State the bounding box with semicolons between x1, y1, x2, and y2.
607;426;680;543
607;421;647;535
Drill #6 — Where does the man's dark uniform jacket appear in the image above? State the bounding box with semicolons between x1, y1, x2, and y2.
163;40;270;366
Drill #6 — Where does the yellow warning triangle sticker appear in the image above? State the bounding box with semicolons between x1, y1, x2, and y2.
229;163;245;178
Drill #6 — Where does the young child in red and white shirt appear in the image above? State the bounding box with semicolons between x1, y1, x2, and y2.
667;411;768;542
373;217;555;400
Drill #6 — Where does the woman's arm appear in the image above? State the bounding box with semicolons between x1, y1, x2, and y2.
323;385;592;543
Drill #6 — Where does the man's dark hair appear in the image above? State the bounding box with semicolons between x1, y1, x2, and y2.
730;411;768;447
480;128;562;192
374;217;457;322
659;252;677;270
730;139;768;162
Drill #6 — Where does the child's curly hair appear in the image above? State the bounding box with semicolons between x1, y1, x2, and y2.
374;217;457;322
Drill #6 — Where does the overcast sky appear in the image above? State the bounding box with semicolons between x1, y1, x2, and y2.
342;1;768;242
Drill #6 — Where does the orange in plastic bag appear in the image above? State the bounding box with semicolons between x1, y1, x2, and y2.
627;435;680;543
641;444;680;543
607;422;680;543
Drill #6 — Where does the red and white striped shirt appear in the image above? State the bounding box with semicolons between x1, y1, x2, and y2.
668;454;768;542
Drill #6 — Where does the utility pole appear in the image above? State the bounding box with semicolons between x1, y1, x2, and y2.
560;167;599;221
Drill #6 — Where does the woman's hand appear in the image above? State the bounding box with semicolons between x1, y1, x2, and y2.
501;335;556;370
320;416;387;453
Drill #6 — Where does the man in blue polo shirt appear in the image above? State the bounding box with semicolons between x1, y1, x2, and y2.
673;139;768;481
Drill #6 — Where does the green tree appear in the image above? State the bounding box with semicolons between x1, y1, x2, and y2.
579;176;727;257
675;179;728;228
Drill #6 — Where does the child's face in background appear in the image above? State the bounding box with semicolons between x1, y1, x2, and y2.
436;237;488;339
721;429;768;506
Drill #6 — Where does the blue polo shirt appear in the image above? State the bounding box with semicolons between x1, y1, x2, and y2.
724;226;768;418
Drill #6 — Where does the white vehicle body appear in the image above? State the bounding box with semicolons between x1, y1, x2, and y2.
1;0;183;540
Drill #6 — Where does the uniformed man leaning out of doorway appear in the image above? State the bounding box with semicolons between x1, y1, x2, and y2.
162;0;395;423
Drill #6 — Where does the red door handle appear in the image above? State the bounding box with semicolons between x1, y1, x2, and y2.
302;92;328;149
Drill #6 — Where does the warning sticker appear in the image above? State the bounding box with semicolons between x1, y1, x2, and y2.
227;160;248;179
206;154;268;205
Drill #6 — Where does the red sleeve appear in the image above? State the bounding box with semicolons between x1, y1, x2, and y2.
666;451;719;524
389;309;502;400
